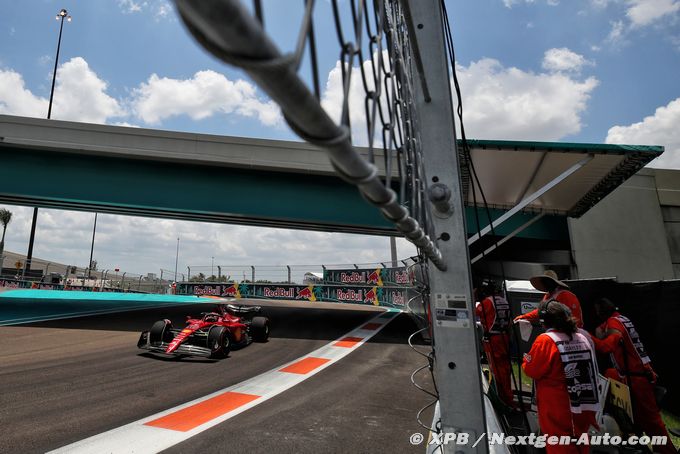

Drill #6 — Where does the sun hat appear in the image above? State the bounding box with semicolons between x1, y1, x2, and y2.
529;269;569;292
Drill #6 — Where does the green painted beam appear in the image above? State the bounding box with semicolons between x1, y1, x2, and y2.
0;146;393;234
0;146;568;240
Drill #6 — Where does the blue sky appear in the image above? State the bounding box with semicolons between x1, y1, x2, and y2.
1;0;679;277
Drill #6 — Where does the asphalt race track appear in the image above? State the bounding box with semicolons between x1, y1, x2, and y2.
0;299;434;453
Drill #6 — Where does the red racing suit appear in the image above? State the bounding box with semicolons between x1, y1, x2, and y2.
476;295;513;407
515;288;584;328
523;330;599;454
592;312;674;454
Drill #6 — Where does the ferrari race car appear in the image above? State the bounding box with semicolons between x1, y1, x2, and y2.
137;303;270;359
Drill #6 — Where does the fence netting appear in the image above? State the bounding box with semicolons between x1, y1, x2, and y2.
173;0;444;271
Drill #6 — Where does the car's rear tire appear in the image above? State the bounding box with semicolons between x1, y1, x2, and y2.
208;326;231;359
251;316;270;342
149;320;173;345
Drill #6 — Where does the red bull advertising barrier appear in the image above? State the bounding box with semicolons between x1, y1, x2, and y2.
178;265;416;307
178;282;410;307
323;266;412;287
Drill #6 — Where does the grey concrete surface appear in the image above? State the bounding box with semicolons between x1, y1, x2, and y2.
0;301;431;454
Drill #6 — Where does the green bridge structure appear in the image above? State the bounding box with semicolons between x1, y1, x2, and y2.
0;114;662;271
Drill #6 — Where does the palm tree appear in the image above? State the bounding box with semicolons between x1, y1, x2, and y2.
0;209;12;269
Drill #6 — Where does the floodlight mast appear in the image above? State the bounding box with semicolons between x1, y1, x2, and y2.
403;1;488;453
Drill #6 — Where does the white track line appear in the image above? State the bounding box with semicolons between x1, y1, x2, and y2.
48;309;401;454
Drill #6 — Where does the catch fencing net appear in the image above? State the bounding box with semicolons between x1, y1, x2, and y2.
173;0;444;271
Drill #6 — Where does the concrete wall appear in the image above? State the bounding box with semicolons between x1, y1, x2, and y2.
568;169;675;282
661;206;680;277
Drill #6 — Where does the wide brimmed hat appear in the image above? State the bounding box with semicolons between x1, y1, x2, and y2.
529;270;569;292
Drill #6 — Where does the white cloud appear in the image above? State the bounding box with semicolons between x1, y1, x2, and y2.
590;0;613;8
118;0;142;13
606;20;627;45
606;97;680;169
0;58;124;124
0;204;416;281
52;57;126;123
321;57;388;147
502;0;559;7
118;0;174;20
0;59;283;131
321;51;599;144
130;70;282;126
455;58;599;141
0;69;48;116
542;48;593;73
625;0;680;27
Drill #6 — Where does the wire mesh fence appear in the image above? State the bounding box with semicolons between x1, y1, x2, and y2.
174;0;443;270
185;257;418;285
0;253;182;294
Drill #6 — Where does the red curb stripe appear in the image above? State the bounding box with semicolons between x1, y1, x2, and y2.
144;391;260;432
361;322;382;330
334;336;364;348
279;356;331;374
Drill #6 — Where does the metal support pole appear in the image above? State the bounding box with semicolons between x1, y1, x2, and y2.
187;266;191;281
322;265;327;284
471;213;546;264
174;237;180;282
121;272;126;289
251;265;255;283
287;265;291;284
23;207;39;279
138;275;143;290
405;1;488;452
218;266;221;280
25;9;71;281
88;212;97;278
390;236;398;268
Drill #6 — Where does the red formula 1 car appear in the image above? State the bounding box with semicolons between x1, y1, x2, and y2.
137;303;270;359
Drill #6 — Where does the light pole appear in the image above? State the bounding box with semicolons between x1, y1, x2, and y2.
211;256;214;279
174;237;180;282
88;213;97;278
24;9;72;280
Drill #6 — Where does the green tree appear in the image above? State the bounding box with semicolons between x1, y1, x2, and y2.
0;209;12;267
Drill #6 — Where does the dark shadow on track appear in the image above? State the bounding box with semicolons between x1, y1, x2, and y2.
10;301;390;342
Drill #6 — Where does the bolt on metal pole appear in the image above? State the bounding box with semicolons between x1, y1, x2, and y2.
404;1;488;452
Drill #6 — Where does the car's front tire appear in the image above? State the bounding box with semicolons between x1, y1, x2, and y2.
208;326;231;359
149;320;173;345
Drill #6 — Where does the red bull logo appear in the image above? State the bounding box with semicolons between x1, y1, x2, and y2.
366;268;383;286
296;286;316;301
221;283;241;298
194;285;221;296
263;287;295;299
394;271;409;285
364;287;379;305
391;290;406;306
340;272;365;284
337;289;363;302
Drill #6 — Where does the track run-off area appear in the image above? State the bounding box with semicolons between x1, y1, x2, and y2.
0;297;433;453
